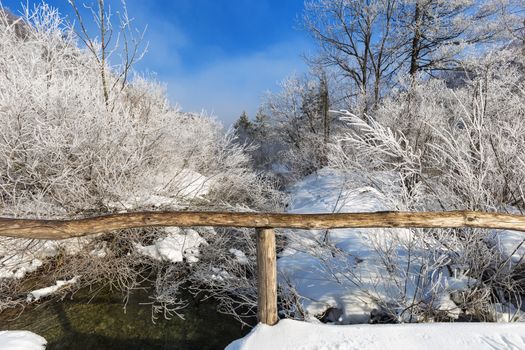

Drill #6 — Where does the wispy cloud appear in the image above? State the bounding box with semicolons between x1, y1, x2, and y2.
164;38;311;126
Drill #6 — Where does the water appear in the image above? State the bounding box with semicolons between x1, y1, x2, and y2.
0;286;250;350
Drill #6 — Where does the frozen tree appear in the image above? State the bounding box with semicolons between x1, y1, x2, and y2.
325;44;525;322
68;0;147;109
0;3;284;319
396;0;508;76
303;0;513;112
304;0;400;109
259;72;338;178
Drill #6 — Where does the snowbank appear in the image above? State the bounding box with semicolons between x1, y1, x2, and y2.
0;331;46;350
278;169;413;322
0;237;97;280
278;168;495;323
226;319;525;350
492;229;525;265
229;249;249;265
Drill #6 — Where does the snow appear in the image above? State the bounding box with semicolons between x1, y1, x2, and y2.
491;229;525;265
106;168;211;211
210;267;231;281
0;331;46;350
492;303;523;323
0;236;99;280
277;168;496;323
26;276;80;302
89;241;109;258
134;227;207;263
226;319;525;350
278;169;416;323
153;168;210;199
229;248;249;265
0;239;56;279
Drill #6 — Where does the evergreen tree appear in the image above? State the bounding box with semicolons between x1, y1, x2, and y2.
233;111;253;144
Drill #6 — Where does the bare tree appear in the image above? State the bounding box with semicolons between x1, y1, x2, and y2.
397;0;508;77
304;0;514;111
68;0;147;109
304;0;400;109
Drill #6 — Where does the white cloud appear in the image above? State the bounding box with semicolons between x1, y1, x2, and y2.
165;38;311;126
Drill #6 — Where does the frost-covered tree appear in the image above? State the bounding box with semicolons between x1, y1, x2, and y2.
397;0;507;76
304;0;514;110
233;111;253;145
260;72;337;178
325;45;525;321
0;3;284;319
304;0;399;108
68;0;146;109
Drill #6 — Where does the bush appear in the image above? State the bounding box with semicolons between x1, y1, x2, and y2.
0;3;284;318
325;47;525;321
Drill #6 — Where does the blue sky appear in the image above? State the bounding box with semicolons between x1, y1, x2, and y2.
3;0;312;125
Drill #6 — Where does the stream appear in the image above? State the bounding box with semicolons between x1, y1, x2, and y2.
0;285;250;350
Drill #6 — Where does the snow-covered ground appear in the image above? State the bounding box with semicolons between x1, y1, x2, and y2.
26;276;80;302
278;168;525;323
0;331;46;350
492;229;525;265
279;169;423;323
0;236;96;280
226;319;525;350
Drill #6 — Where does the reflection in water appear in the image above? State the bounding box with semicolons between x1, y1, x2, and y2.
1;286;250;350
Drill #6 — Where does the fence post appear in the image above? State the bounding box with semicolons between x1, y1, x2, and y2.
256;228;278;325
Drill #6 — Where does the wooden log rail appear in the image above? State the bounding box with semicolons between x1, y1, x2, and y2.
1;210;525;239
1;210;525;326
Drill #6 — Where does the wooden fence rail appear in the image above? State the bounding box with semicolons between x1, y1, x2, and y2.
1;210;525;240
1;210;525;325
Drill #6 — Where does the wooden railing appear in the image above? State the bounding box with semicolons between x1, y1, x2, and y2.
1;210;525;325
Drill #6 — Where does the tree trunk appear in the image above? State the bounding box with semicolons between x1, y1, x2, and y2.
409;2;422;76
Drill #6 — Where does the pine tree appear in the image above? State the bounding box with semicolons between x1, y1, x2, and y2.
233;111;253;144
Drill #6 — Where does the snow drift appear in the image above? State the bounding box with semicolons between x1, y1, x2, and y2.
226;319;525;350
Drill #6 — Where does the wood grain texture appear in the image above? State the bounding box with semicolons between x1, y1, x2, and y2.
256;228;278;325
0;211;524;240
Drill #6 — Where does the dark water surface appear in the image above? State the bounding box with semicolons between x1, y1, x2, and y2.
0;286;250;350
